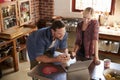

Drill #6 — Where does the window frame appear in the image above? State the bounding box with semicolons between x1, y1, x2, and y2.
72;0;116;15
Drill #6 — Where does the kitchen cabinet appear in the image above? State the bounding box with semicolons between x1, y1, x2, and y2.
98;27;120;55
0;0;37;72
0;39;19;71
99;31;120;55
0;40;13;63
0;0;31;32
18;0;31;26
0;1;18;32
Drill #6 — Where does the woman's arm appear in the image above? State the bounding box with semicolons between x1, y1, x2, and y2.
93;20;100;65
93;40;99;60
93;40;100;65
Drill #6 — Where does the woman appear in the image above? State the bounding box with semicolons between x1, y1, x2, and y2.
72;7;100;64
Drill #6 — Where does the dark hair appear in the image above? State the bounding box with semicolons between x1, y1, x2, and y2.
37;19;46;29
51;20;65;31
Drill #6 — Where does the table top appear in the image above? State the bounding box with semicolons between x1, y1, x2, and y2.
28;60;120;80
89;60;120;80
28;63;67;80
99;27;120;41
99;27;120;36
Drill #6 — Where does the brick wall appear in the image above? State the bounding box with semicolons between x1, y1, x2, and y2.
30;0;40;25
39;0;54;21
30;0;54;25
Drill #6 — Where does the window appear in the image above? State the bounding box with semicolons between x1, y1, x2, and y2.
72;0;116;15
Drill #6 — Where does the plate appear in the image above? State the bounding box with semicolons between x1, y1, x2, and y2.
103;69;120;80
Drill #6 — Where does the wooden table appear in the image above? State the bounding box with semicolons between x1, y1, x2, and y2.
99;27;120;41
0;26;37;71
89;60;120;80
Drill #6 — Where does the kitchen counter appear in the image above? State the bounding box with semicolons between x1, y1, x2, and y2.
99;26;120;54
99;26;120;41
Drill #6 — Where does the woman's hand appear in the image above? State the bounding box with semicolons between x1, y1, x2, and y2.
71;51;76;57
93;57;101;65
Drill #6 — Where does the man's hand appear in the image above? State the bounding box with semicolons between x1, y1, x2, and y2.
56;53;70;63
36;52;70;63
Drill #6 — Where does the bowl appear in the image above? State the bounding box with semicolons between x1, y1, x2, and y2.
103;69;120;80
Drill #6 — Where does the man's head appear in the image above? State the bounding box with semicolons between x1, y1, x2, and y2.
51;20;66;40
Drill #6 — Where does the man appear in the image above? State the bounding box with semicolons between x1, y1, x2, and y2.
26;20;70;70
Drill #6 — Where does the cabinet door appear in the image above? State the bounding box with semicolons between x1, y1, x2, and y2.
0;1;18;32
18;0;31;26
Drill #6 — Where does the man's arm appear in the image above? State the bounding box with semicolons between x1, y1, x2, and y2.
36;52;70;63
36;55;58;63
